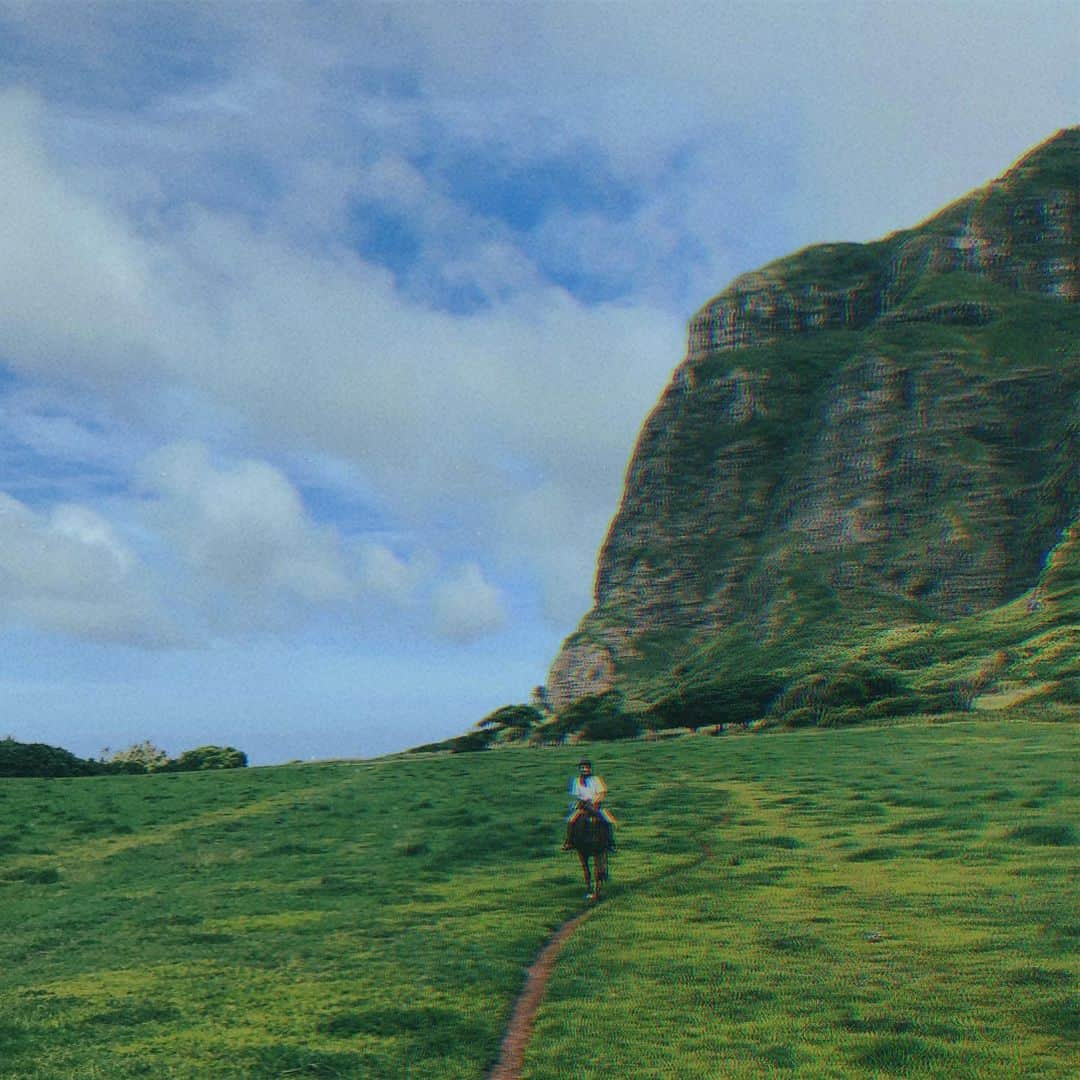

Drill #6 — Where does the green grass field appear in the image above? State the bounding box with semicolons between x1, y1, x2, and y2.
1;716;1076;1078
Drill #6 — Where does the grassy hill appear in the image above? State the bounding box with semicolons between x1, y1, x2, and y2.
1;718;1076;1077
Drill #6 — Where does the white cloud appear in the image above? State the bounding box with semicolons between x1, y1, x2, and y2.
356;540;432;604
135;442;354;624
432;562;507;642
308;1;1075;268
0;88;683;625
0;5;1073;641
0;492;178;645
0;91;163;383
494;480;613;625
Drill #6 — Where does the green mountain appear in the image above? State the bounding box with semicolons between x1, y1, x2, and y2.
545;128;1078;728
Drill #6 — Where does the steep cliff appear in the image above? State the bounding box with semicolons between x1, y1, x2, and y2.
548;129;1078;720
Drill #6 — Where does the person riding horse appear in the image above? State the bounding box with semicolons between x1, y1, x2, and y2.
562;759;616;852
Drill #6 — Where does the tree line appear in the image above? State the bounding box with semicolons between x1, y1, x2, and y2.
0;737;248;778
410;658;932;754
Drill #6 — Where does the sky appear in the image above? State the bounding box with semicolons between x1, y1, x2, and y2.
0;1;1075;764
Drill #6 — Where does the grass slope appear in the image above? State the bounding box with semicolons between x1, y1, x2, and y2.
620;520;1080;729
0;719;1076;1078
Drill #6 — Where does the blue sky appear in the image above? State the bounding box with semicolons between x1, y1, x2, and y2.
0;1;1075;763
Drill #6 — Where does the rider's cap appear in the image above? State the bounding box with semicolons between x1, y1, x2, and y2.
578;759;592;768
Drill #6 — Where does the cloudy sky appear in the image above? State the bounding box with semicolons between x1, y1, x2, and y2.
0;1;1075;764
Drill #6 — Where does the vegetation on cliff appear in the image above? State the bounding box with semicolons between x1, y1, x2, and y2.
540;128;1077;735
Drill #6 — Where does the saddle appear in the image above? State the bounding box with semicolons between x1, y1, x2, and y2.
569;807;614;852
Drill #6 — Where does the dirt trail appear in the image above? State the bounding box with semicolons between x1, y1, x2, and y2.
487;910;593;1080
489;844;714;1079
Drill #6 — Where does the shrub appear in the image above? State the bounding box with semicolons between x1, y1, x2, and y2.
412;703;545;755
864;696;922;718
167;746;248;771
447;730;494;753
552;692;639;741
772;662;908;725
0;738;98;778
103;740;170;774
643;727;694;741
1054;677;1080;704
581;708;641;742
477;704;543;734
782;707;822;729
648;675;784;731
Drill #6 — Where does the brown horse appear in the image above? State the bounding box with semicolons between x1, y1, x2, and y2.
567;806;612;902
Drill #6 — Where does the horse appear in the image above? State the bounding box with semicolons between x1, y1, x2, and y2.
567;805;613;902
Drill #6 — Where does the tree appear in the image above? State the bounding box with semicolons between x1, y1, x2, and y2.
0;737;97;778
769;661;911;727
104;740;170;773
167;746;248;771
553;692;640;742
477;704;543;735
648;674;785;730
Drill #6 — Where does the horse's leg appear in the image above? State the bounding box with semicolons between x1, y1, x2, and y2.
595;851;608;891
577;850;592;895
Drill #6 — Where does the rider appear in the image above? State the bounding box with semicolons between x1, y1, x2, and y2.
562;759;616;851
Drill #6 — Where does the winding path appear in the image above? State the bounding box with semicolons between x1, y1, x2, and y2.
487;909;593;1080
488;844;714;1079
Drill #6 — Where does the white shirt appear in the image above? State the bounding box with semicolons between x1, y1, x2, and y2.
570;774;607;807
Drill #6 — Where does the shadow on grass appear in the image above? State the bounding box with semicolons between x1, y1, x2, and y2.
318;1006;489;1055
714;986;777;1020
243;1044;382;1079
757;1043;799;1070
881;812;984;834
1031;997;1079;1041
0;1018;34;1055
765;932;823;953
2;866;62;884
82;1000;181;1026
1007;823;1076;846
845;846;902;862
853;1034;950;1074
742;834;804;849
1005;966;1072;987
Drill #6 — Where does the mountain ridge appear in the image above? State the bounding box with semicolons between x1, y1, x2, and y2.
545;128;1078;724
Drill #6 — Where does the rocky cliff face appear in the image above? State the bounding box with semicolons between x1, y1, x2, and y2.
548;129;1078;711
